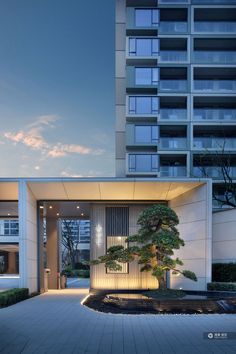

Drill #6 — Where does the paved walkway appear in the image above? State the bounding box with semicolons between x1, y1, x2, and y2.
0;288;236;354
66;278;90;289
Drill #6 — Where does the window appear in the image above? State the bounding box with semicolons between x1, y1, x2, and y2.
135;68;159;85
0;244;19;275
135;126;159;143
0;219;19;236
106;236;128;274
129;38;159;56
129;96;159;115
129;154;159;172
135;9;159;27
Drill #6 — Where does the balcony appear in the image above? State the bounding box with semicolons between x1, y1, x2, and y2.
128;154;158;174
193;166;236;179
159;137;187;150
160;80;187;92
159;51;188;63
193;80;236;92
159;0;189;3
160;166;187;177
126;125;158;146
194;22;236;33
159;21;188;34
193;137;236;150
194;51;236;64
193;109;236;121
128;38;159;58
160;109;187;121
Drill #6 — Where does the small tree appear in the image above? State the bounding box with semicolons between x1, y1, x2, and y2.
61;220;80;269
92;205;197;289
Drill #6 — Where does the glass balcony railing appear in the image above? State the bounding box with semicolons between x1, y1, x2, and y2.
193;109;236;121
159;0;189;3
160;80;187;92
160;109;187;121
194;51;236;64
159;138;187;149
193;166;236;179
159;22;188;33
194;22;236;33
194;80;236;92
160;166;187;177
193;137;236;150
159;51;188;62
193;0;236;4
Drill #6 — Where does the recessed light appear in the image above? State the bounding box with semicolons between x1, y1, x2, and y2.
76;206;80;209
81;213;84;216
56;213;60;216
39;206;44;209
7;213;11;216
49;206;53;209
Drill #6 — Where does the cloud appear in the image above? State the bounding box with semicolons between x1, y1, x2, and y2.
60;170;96;178
3;115;104;158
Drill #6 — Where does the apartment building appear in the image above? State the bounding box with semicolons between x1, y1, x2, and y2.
115;0;236;208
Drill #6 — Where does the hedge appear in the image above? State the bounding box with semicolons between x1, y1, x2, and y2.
212;263;236;282
0;288;29;308
207;282;236;291
74;269;90;278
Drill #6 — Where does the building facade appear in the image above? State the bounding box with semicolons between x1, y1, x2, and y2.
115;0;236;208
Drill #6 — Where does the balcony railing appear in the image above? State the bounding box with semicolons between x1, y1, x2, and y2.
193;137;236;150
160;80;187;92
159;21;188;33
193;166;236;179
160;109;187;121
193;109;236;121
194;51;236;64
194;80;236;92
159;0;189;3
159;138;187;149
194;22;236;33
193;0;236;4
159;51;188;62
160;166;187;177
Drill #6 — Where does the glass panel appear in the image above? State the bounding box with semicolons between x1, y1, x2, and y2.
106;237;128;273
136;39;152;56
151;97;159;113
129;38;136;55
194;22;236;32
129;155;136;171
135;126;151;143
193;109;236;121
135;9;152;27
135;68;152;85
0;244;19;275
151;126;158;142
159;21;188;33
160;109;187;120
152;9;159;26
152;39;159;55
152;68;159;84
129;96;136;114
194;51;236;64
160;51;188;62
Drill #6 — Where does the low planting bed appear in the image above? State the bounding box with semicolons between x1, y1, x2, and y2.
0;288;29;308
84;289;236;315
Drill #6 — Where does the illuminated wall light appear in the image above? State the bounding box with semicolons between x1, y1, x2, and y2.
95;224;103;246
39;206;44;209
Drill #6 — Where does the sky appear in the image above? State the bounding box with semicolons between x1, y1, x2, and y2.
0;0;115;177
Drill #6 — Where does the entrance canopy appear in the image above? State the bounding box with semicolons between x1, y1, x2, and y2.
0;177;208;201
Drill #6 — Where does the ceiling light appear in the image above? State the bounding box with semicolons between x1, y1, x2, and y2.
56;213;60;216
7;213;11;216
39;206;44;209
49;206;53;209
76;206;80;209
81;213;84;216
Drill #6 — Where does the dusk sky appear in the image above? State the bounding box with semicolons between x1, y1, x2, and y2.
0;0;115;177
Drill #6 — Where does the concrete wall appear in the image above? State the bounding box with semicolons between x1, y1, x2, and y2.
169;182;212;291
90;203;157;290
19;181;38;293
212;209;236;263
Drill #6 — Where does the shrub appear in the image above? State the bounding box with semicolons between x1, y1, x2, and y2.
0;288;29;308
77;269;90;278
74;262;89;270
212;263;236;282
207;282;236;291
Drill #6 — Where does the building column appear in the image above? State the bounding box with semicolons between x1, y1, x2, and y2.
46;218;59;289
18;180;38;293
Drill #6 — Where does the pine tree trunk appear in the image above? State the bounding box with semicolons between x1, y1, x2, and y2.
158;277;166;290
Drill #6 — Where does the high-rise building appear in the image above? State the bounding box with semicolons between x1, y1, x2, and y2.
115;0;236;208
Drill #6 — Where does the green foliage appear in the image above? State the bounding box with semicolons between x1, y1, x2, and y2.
207;282;236;291
212;263;236;282
143;289;185;299
0;288;29;308
91;204;197;289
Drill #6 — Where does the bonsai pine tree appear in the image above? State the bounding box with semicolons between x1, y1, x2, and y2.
91;204;197;290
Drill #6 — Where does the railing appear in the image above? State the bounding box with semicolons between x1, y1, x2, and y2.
194;51;236;64
160;80;187;92
194;22;236;33
193;109;236;121
192;0;236;3
159;22;188;33
159;138;187;149
194;80;236;92
193;166;236;179
193;137;236;150
160;109;187;121
159;0;189;3
159;51;188;62
160;166;187;177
